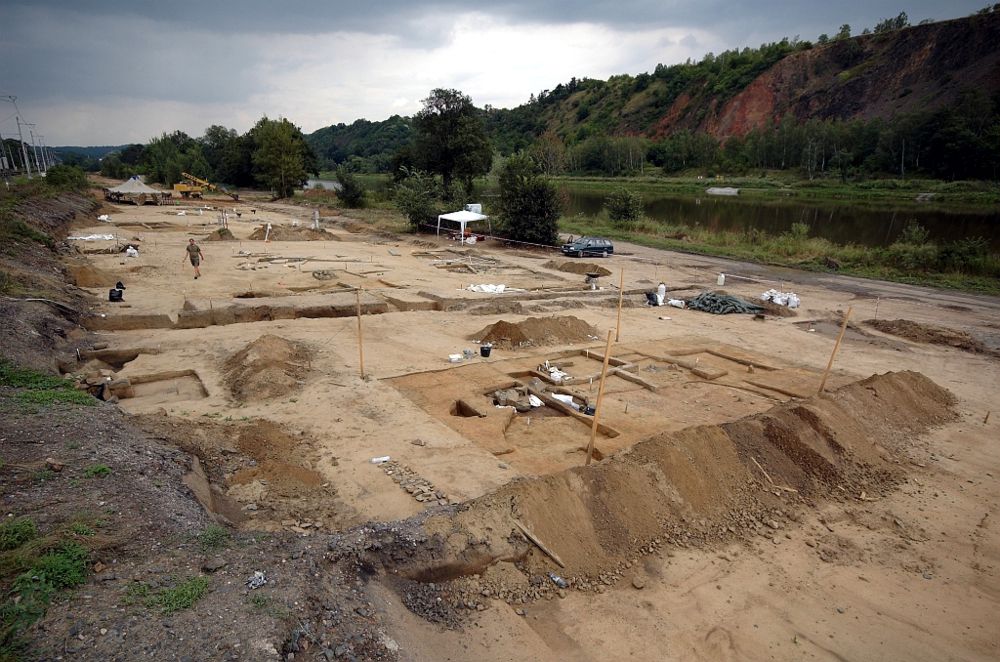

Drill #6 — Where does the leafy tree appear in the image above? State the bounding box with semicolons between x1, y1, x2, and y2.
529;131;567;175
874;12;909;33
249;117;317;199
836;24;851;39
495;153;561;246
334;167;365;207
605;187;643;229
393;167;441;232
411;89;493;196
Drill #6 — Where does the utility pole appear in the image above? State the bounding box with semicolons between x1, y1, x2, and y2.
37;136;49;171
27;125;41;175
7;97;32;176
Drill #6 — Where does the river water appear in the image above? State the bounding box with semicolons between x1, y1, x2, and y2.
561;188;1000;250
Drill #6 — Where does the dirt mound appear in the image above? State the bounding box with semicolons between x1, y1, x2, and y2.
543;260;612;277
336;371;955;589
248;224;337;241
204;227;236;241
66;262;119;288
865;318;990;354
749;297;798;317
471;315;600;348
223;334;312;401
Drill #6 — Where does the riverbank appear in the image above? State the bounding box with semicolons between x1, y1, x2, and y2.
551;174;1000;210
559;215;1000;295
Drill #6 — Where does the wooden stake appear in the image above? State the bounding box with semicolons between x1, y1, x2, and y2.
512;519;565;568
817;306;852;395
586;330;614;466
356;289;366;379
615;268;624;342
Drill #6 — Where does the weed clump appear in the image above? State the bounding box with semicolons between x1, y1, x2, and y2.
0;519;37;552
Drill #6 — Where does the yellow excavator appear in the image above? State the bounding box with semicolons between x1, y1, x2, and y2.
172;172;239;200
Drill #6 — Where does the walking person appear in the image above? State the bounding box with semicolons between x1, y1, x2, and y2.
183;238;205;279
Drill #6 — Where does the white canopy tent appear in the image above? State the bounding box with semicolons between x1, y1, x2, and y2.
436;210;491;245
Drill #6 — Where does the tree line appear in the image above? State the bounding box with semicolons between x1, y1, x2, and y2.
98;117;317;198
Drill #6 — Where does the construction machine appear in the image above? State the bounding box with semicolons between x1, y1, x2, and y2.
172;172;239;200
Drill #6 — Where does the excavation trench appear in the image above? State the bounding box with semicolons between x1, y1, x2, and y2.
330;371;955;584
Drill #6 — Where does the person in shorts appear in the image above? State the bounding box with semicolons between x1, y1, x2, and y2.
184;238;204;279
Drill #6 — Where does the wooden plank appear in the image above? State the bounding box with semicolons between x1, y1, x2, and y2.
512;520;565;568
610;367;661;392
704;349;780;371
636;351;728;380
524;384;620;438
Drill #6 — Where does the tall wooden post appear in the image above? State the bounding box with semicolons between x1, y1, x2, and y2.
615;268;624;342
818;306;852;394
586;330;614;466
356;289;366;379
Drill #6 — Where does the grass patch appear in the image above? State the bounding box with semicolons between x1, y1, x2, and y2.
83;464;110;479
126;577;209;614
1;539;89;655
0;360;95;412
12;389;95;409
196;525;230;552
0;362;73;390
248;593;292;619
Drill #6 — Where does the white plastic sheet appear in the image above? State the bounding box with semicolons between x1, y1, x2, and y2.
68;234;115;241
466;284;506;294
552;393;581;410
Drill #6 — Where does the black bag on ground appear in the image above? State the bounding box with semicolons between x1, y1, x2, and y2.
108;288;123;302
645;292;659;306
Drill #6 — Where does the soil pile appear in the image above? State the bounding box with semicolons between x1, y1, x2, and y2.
472;315;600;348
248;224;337;241
338;371;956;591
543;260;612;277
865;318;991;354
204;227;236;241
223;334;312;401
66;262;119;287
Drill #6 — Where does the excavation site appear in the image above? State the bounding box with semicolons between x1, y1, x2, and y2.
3;193;998;662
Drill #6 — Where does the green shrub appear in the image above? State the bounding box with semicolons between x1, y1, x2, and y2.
394;167;441;232
787;222;811;240
334;168;365;208
898;221;930;245
886;241;939;271
83;464;110;478
0;518;37;551
197;524;230;551
44;165;89;191
605;187;643;229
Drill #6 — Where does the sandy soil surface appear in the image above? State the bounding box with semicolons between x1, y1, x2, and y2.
45;196;1000;661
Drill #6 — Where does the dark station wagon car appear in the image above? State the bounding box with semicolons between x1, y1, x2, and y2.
561;236;615;257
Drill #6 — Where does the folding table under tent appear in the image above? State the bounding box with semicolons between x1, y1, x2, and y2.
436;210;491;245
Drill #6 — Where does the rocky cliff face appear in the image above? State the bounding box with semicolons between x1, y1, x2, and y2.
673;13;1000;138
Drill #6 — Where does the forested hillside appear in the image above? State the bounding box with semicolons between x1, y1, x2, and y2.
305;9;1000;180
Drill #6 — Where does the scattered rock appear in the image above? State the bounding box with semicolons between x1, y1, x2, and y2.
202;557;228;573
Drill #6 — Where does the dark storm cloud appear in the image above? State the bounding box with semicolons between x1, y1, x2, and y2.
1;0;989;143
6;1;983;40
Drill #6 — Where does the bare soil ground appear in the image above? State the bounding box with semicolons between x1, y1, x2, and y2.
2;188;998;661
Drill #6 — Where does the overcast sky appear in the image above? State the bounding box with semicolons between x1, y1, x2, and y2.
0;1;989;146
